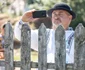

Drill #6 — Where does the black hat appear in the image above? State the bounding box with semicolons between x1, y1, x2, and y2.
47;3;76;20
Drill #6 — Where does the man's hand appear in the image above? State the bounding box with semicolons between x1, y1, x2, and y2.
21;9;38;22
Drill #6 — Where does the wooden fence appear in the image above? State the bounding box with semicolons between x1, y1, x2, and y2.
0;22;85;70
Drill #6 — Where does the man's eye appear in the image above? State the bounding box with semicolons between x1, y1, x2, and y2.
0;40;1;42
59;13;63;15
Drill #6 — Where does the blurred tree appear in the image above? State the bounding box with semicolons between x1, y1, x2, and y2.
27;0;34;4
0;0;6;13
28;0;63;10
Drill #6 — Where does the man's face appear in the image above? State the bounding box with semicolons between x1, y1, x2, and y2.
52;10;72;30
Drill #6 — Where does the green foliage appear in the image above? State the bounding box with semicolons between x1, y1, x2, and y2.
27;0;34;4
66;0;85;30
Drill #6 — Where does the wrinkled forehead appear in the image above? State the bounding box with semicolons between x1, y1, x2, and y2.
52;10;70;15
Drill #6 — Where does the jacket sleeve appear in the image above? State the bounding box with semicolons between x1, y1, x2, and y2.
14;20;24;41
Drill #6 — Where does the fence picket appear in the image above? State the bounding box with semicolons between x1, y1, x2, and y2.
74;23;85;70
38;23;47;70
4;22;14;70
21;24;31;70
55;25;66;70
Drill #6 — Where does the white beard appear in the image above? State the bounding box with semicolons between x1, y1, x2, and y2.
52;23;60;30
52;23;64;30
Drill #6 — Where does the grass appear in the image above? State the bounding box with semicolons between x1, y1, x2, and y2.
14;49;38;62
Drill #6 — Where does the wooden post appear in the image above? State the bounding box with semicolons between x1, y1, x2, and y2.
4;22;14;70
74;23;85;70
21;24;31;70
38;23;47;70
55;25;66;70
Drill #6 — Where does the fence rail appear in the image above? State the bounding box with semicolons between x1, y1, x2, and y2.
0;22;85;70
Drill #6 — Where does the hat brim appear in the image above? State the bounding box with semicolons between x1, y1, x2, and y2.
47;7;76;20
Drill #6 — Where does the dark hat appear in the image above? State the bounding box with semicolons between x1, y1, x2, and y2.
47;3;76;20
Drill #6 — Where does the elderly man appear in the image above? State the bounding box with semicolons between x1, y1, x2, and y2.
14;3;76;64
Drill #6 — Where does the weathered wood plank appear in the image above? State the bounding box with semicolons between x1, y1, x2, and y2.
0;60;73;69
74;23;85;70
4;22;14;70
21;24;31;70
55;25;66;70
38;23;47;70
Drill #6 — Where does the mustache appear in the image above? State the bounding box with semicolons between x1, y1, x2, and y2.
55;18;61;21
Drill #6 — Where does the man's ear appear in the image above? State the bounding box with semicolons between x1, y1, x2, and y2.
69;15;72;20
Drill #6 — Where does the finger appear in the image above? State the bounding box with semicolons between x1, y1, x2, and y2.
28;9;36;12
24;9;36;16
